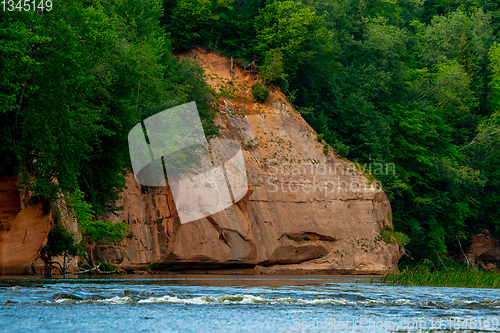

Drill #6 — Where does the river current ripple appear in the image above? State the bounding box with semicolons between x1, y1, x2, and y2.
0;276;499;332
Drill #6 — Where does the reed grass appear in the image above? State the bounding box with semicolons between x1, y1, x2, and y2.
385;265;500;289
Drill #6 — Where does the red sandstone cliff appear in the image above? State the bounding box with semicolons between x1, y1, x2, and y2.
0;49;404;275
90;49;404;274
0;176;52;274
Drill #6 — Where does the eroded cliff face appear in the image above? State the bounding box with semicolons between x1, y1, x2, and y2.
91;48;404;274
0;176;52;275
0;49;403;274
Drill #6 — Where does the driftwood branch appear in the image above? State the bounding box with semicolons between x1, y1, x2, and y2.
67;263;123;275
456;236;475;269
233;58;259;73
435;252;449;271
230;57;234;80
68;263;102;275
55;201;77;218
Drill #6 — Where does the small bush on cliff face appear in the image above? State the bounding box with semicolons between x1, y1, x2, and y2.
80;220;131;245
379;228;410;247
68;189;131;245
316;133;331;155
251;82;270;103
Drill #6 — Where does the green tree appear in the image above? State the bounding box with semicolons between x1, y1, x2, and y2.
163;0;235;48
253;0;334;83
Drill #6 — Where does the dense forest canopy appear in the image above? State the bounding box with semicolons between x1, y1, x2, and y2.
1;0;500;264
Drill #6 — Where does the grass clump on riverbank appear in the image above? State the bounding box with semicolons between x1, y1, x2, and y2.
385;260;500;289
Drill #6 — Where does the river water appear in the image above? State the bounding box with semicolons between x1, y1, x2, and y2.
0;275;499;332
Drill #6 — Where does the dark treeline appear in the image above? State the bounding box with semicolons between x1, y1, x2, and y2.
2;0;500;263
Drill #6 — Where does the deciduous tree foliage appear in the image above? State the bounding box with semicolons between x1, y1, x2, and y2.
3;0;500;264
0;0;215;249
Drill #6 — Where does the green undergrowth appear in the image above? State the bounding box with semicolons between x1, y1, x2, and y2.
251;82;270;103
384;261;500;289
